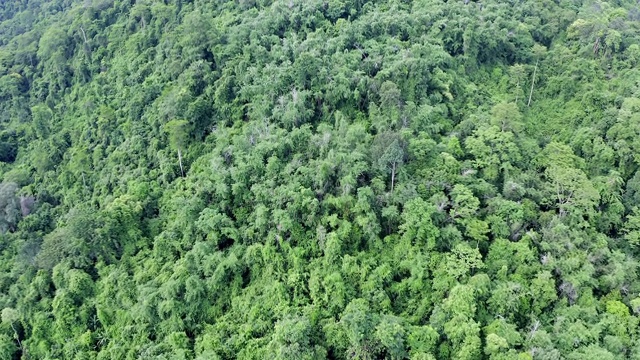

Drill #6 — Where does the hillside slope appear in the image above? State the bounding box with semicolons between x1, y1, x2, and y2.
1;0;640;359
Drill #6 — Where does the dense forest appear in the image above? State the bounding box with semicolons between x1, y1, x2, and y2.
1;0;640;358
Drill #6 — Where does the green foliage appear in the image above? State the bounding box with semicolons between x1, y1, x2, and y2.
0;182;21;233
0;0;640;358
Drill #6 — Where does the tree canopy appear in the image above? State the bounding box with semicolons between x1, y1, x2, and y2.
1;0;640;359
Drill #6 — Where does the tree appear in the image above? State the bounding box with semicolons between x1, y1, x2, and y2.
465;125;521;182
530;271;558;314
0;131;18;163
334;299;381;359
371;131;405;191
623;207;640;249
1;0;640;358
527;44;546;107
266;315;326;359
508;65;526;104
489;102;524;134
375;315;407;359
0;333;17;360
544;165;599;220
407;325;438;358
31;104;52;139
450;184;480;221
438;284;482;360
606;98;640;178
443;243;484;281
399;198;439;249
1;308;22;355
0;182;21;233
164;119;191;177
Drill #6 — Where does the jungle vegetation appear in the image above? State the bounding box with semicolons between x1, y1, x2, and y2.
1;0;640;359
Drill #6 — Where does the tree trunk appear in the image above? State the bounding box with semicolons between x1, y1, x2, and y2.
528;60;538;107
10;323;23;354
178;148;185;177
391;161;396;191
79;26;88;43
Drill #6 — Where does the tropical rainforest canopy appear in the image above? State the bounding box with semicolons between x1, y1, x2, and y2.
1;0;640;359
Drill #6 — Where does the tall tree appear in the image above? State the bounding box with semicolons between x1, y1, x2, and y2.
164;119;191;177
